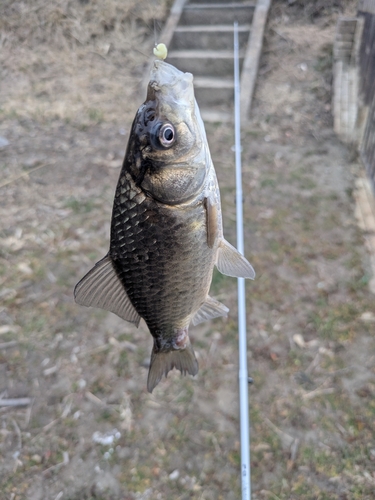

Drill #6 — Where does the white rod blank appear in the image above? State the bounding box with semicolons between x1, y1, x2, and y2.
234;21;252;500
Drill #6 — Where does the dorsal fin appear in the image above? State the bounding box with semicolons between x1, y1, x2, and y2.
74;255;141;326
216;239;255;279
192;295;229;326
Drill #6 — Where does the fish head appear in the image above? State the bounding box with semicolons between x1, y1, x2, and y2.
126;60;209;204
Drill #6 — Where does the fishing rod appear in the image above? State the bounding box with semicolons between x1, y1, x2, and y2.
234;21;252;500
150;7;253;496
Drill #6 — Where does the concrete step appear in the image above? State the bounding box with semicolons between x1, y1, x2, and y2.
187;0;252;3
180;2;255;25
194;76;235;88
200;107;233;122
152;0;271;122
171;24;250;50
167;49;244;76
193;76;234;104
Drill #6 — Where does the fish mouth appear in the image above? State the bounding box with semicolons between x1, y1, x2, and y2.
147;60;195;112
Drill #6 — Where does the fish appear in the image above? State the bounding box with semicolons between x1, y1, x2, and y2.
74;60;255;392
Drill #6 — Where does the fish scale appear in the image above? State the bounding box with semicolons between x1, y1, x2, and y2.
111;173;214;335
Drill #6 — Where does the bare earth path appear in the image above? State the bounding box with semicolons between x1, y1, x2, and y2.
1;1;375;499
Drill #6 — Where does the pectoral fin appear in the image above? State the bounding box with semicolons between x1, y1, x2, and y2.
204;197;218;248
216;239;255;279
74;255;141;326
192;296;229;326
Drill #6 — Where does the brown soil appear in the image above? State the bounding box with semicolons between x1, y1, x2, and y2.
1;1;374;499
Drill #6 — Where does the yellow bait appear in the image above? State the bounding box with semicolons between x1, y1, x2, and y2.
153;43;168;60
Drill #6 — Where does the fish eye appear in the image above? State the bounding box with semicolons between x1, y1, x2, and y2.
159;123;176;148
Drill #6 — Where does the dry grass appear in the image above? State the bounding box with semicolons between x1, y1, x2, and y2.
0;0;169;124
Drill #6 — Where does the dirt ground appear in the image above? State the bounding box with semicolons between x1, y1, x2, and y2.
1;1;375;499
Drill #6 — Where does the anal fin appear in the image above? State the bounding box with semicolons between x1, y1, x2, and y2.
74;255;141;326
216;239;255;279
192;296;229;326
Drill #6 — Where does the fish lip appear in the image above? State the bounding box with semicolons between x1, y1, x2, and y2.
150;60;193;89
148;60;195;110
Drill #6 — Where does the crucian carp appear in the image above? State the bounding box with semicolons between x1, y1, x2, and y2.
74;58;255;392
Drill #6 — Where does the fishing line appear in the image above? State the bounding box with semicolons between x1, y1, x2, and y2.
234;21;252;500
152;0;161;47
153;17;158;47
151;2;168;61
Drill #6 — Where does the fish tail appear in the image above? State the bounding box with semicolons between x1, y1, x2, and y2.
147;342;199;393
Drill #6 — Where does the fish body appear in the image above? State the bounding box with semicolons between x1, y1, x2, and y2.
75;60;255;392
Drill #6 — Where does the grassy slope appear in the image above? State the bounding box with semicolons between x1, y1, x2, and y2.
1;1;374;499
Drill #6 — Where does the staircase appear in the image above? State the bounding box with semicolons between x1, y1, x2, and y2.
151;0;271;122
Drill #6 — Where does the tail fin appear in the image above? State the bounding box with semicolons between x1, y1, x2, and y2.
147;343;198;393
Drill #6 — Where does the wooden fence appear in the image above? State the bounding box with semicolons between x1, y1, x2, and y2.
333;0;375;190
358;0;375;189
